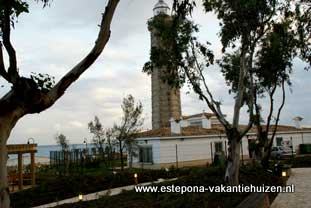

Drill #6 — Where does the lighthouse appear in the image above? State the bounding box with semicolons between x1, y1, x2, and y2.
149;0;182;129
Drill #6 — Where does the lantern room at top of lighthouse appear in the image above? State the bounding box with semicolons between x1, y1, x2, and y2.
153;0;170;16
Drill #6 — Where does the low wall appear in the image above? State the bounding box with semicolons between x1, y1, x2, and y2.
133;154;250;169
132;159;213;169
236;193;270;208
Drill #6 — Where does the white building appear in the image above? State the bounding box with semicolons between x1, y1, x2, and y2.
133;1;311;169
131;113;311;169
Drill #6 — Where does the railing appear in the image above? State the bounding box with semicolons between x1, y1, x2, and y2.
7;144;37;154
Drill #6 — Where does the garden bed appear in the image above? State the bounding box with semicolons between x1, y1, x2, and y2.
54;166;284;208
11;167;189;208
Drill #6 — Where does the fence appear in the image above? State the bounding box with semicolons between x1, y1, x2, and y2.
49;148;127;175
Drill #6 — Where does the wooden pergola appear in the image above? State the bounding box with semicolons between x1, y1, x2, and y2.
7;144;37;190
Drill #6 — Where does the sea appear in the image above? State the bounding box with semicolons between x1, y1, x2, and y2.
7;144;92;167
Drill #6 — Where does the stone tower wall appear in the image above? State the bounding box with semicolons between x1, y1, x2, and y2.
149;16;182;129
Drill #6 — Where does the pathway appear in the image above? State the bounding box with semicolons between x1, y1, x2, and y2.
33;178;177;208
271;168;311;208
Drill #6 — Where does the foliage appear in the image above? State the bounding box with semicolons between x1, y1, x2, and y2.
143;0;311;182
291;155;311;168
0;0;50;24
88;116;105;151
143;14;214;90
0;0;120;207
203;0;277;51
52;166;283;208
55;133;69;152
30;72;55;92
295;0;311;69
11;168;189;208
0;0;54;92
112;94;144;169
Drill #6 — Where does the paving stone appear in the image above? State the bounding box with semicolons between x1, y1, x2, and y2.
271;168;311;208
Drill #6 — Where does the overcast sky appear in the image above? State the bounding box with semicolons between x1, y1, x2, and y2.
1;0;310;145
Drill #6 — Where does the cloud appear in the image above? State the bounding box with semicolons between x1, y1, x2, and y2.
3;0;311;145
69;121;84;128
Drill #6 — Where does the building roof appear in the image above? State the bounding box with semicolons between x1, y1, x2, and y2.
182;112;215;120
137;124;311;138
138;126;225;138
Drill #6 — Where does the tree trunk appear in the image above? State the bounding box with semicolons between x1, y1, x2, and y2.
129;147;133;169
119;140;124;171
225;130;241;185
0;138;10;208
0;113;21;208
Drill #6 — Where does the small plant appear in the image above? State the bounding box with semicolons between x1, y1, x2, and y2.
30;73;55;92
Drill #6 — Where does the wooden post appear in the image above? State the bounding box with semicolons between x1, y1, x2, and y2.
291;137;294;157
240;140;244;165
175;144;178;168
210;142;213;163
18;153;23;190
225;141;227;157
30;152;36;186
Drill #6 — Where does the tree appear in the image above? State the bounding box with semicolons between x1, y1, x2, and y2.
295;0;311;69
144;0;310;185
104;128;117;168
55;133;70;175
88;116;105;157
55;133;69;152
252;23;294;166
112;95;143;170
217;1;310;166
0;0;120;207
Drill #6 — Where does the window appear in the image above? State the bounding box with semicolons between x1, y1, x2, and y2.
215;142;223;153
276;137;283;146
189;120;202;127
139;146;153;163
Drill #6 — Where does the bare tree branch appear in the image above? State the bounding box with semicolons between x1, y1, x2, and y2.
266;80;286;158
2;1;19;84
188;41;231;129
241;44;257;137
0;42;9;82
232;41;247;128
265;85;277;133
46;0;119;106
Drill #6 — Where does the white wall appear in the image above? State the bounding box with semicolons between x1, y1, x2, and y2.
271;132;311;152
159;136;239;164
160;138;212;163
132;131;311;167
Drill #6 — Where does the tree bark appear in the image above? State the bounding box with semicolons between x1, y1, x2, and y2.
225;129;241;185
225;40;247;185
261;81;286;167
0;109;24;208
0;136;10;208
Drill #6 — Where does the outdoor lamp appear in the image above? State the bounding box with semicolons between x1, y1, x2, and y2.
134;173;138;185
282;171;287;177
78;194;83;201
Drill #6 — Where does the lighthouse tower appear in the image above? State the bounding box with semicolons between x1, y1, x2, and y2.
150;0;182;129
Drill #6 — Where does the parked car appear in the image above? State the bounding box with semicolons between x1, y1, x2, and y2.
271;146;295;159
